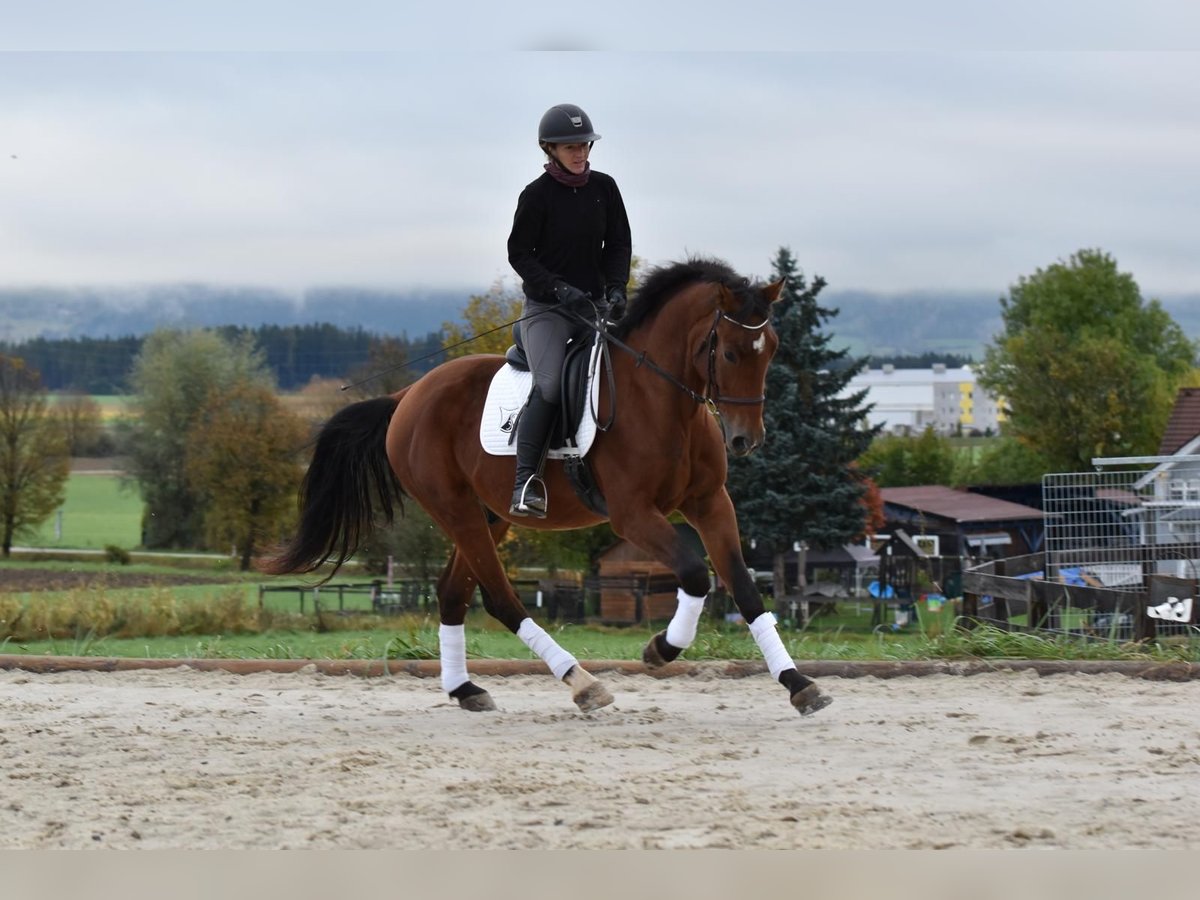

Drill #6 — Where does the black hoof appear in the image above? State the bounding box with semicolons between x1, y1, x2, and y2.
450;681;496;712
642;631;682;669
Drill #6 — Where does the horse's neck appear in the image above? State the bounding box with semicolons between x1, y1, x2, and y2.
617;294;713;398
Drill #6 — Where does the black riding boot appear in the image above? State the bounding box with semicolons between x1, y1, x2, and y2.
510;388;559;518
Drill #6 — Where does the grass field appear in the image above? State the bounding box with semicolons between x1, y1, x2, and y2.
24;473;142;550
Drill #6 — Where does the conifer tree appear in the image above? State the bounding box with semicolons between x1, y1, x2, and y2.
726;248;879;600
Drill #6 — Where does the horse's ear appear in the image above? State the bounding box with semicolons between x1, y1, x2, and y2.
763;278;786;304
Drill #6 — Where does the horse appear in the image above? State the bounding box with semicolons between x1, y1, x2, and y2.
262;257;833;717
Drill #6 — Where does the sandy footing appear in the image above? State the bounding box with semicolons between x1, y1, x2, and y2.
2;666;1198;849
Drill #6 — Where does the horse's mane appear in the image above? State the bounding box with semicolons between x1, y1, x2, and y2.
613;256;766;339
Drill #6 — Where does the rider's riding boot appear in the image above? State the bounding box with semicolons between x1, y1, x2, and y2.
510;388;559;518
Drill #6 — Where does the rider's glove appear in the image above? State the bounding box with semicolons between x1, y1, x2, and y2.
552;280;592;315
605;285;627;321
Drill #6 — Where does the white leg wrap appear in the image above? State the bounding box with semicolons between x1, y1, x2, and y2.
665;588;706;649
748;612;795;680
438;623;470;694
517;618;578;680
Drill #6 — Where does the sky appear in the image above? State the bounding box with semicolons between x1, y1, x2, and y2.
2;4;1199;301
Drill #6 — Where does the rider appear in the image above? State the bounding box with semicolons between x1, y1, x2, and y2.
506;103;632;518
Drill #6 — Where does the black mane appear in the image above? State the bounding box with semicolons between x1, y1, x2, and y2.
613;256;766;339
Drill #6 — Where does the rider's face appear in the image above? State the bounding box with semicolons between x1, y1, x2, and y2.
548;142;590;175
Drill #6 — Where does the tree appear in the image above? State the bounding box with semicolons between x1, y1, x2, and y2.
343;335;417;399
979;249;1197;471
969;434;1053;485
859;427;960;487
726;247;880;600
442;282;524;359
126;329;274;549
54;390;109;456
0;356;69;556
185;380;308;570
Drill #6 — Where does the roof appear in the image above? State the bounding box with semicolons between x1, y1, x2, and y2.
806;543;880;568
1159;387;1200;455
881;485;1043;523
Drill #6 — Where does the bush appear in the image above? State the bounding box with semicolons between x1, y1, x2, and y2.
104;544;132;565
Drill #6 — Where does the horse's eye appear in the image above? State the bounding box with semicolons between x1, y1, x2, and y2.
723;350;737;363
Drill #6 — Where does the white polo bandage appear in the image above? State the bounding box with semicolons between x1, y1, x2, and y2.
517;618;578;680
665;588;707;649
438;623;470;693
748;612;795;679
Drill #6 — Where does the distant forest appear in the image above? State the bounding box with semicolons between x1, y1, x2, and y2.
5;322;980;394
2;324;446;393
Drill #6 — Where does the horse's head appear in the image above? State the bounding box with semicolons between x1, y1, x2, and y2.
698;277;785;457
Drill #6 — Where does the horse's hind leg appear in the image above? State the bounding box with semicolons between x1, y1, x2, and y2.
436;546;498;712
436;511;514;711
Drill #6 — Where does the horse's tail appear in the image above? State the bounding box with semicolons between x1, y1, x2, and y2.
259;394;404;580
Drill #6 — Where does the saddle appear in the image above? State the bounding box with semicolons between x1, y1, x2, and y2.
501;323;608;516
504;322;595;452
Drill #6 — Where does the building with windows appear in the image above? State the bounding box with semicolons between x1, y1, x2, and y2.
842;364;1004;435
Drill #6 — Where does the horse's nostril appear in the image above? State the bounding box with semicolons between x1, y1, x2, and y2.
731;436;749;455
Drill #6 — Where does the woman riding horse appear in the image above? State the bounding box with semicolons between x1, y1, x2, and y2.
506;103;632;518
262;256;833;719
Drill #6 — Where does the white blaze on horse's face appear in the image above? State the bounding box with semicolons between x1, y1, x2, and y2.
752;333;767;354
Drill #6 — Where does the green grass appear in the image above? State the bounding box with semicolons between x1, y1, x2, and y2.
24;473;142;550
2;561;1197;663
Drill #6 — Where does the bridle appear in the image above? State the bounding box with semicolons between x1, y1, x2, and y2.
579;303;772;428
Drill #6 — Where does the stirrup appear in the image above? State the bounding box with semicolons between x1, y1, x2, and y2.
509;475;548;518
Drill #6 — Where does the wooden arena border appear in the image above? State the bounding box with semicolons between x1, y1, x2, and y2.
0;655;1197;681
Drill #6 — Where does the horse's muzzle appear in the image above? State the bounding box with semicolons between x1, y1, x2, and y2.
727;433;762;457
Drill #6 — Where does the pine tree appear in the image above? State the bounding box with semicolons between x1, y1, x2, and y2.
726;247;879;600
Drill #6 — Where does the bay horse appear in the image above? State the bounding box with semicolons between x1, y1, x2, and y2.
262;257;832;717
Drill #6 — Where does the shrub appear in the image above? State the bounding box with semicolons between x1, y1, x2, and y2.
104;544;132;565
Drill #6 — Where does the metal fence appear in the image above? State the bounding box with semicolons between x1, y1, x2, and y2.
962;461;1200;641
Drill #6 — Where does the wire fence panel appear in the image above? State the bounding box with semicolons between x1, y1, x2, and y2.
1041;467;1200;640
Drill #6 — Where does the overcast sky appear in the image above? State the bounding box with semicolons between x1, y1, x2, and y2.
3;6;1199;299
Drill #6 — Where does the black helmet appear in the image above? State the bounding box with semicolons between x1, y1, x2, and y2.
538;104;601;144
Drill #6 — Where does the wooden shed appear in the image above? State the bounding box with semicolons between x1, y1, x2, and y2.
593;524;705;624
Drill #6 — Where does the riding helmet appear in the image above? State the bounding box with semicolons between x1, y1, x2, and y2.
537;104;601;144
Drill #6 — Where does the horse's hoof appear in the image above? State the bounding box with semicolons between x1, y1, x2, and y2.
641;631;680;669
791;684;833;716
573;681;615;713
564;666;614;713
457;691;497;712
450;681;496;712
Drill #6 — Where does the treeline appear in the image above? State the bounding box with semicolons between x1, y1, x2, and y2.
1;324;447;392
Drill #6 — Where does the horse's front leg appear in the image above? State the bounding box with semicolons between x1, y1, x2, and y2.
607;507;714;669
680;489;833;717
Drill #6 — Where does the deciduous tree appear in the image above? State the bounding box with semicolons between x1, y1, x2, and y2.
979;250;1197;470
0;356;69;556
442;282;525;359
185;380;308;570
127;329;273;549
54;390;108;456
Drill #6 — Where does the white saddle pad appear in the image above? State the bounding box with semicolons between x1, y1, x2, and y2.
480;342;602;459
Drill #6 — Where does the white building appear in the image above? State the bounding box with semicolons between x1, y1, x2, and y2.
843;364;1004;435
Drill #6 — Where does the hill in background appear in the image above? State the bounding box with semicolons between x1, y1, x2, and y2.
3;284;1198;360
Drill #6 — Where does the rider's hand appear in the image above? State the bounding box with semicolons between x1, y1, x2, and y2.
552;280;593;315
605;285;627;321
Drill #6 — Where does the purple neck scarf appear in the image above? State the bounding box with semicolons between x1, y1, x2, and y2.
544;159;590;188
